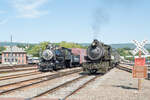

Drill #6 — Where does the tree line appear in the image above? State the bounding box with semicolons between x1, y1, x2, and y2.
24;41;87;57
1;42;150;60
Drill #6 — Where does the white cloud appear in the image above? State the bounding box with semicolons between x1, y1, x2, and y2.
0;19;8;25
12;0;49;18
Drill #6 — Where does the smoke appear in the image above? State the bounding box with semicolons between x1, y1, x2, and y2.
91;8;109;40
91;0;139;40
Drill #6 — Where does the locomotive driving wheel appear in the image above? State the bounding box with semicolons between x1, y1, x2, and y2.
89;69;97;74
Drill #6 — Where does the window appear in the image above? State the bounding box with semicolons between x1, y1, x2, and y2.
9;53;12;57
22;59;24;63
15;59;17;62
5;58;7;62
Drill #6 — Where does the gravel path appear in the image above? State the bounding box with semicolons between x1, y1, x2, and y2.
68;68;150;100
0;73;82;98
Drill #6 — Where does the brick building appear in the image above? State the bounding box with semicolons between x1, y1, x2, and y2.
2;46;27;64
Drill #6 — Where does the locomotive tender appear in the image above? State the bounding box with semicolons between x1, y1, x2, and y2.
83;39;120;74
38;44;80;71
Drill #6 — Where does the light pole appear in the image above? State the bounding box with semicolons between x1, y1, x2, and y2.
10;35;13;66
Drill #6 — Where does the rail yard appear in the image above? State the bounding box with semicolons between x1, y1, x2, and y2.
0;63;149;100
0;39;149;100
1;1;150;100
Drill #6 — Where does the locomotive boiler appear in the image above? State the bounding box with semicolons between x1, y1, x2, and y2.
38;44;80;71
83;39;119;74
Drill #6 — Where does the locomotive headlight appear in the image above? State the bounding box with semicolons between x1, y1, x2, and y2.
42;49;54;60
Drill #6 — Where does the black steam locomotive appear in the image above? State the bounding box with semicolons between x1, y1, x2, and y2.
38;44;80;71
83;39;120;74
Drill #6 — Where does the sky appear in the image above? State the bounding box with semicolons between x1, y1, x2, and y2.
0;0;150;44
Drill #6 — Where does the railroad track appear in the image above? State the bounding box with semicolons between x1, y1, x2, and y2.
30;74;99;100
0;64;34;69
117;64;150;73
0;67;37;73
116;65;150;80
116;65;132;73
30;68;114;100
0;68;82;95
0;71;41;81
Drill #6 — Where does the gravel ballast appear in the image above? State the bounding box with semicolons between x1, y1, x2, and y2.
0;73;82;98
68;68;150;100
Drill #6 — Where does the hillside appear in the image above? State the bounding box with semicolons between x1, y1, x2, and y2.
0;42;36;46
1;42;150;49
110;43;150;49
80;43;150;49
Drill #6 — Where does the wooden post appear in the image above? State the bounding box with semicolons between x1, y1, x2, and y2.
138;78;141;91
139;50;141;58
138;50;141;91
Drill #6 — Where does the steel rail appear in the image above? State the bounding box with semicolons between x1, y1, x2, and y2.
0;67;37;73
62;75;99;100
0;71;41;81
30;75;88;99
0;68;82;95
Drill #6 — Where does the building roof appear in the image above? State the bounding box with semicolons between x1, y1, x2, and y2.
2;46;26;53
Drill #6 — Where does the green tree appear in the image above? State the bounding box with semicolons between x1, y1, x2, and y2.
58;41;86;49
0;47;5;53
26;41;87;57
17;44;26;48
27;41;50;57
117;48;133;57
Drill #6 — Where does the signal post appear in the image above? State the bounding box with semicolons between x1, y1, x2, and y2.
132;40;149;91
